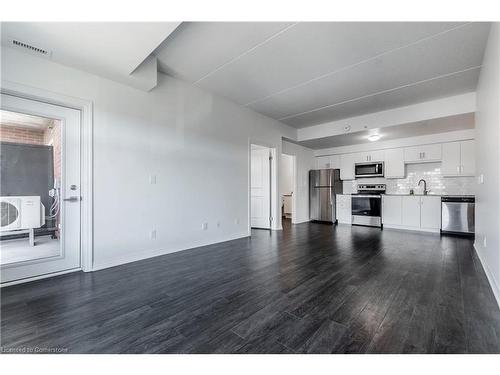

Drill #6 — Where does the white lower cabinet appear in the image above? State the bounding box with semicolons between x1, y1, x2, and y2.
336;194;351;224
382;195;441;232
402;196;421;227
420;196;441;230
381;195;402;225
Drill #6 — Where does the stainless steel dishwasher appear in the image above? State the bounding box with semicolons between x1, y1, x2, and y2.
441;196;475;235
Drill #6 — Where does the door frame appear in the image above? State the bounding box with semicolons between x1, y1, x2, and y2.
281;152;297;224
248;140;278;234
1;80;94;280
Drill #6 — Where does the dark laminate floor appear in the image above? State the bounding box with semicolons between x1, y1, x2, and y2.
2;220;500;354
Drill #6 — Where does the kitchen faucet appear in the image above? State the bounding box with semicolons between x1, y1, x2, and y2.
418;179;429;195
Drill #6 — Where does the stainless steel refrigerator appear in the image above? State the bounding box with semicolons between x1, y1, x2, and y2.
309;169;343;223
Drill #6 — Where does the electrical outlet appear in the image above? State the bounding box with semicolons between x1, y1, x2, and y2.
150;229;157;240
202;223;208;231
483;236;487;248
149;175;157;184
235;218;240;225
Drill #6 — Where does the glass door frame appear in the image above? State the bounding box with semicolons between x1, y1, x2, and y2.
1;81;93;285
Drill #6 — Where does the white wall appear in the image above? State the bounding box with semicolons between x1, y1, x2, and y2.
475;23;500;306
1;47;298;270
280;154;294;196
282;141;315;224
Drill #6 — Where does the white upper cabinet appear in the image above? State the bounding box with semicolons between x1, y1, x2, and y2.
441;140;475;177
322;139;473;181
315;156;331;169
357;150;385;163
384;148;405;179
404;144;442;163
340;153;356;180
315;155;341;170
460;140;475;176
441;142;461;176
329;154;341;169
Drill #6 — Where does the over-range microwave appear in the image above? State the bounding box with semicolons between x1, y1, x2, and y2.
354;162;384;178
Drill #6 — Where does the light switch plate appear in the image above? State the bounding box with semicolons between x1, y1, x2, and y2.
478;174;484;184
149;175;157;184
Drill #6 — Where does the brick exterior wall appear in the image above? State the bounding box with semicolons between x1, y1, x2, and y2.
43;121;62;183
0;125;45;144
1;122;62;236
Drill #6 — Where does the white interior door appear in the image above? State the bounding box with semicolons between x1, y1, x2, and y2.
1;94;81;284
251;146;271;229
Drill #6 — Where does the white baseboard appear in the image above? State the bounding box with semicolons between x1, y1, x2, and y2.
292;218;311;224
92;232;250;272
473;243;500;310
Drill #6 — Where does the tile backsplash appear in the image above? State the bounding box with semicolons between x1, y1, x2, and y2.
343;162;476;195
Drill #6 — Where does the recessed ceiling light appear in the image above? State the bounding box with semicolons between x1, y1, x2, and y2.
368;134;381;142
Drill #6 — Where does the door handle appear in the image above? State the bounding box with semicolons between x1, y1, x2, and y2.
63;196;81;202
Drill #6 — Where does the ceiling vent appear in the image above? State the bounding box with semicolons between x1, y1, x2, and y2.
9;38;52;58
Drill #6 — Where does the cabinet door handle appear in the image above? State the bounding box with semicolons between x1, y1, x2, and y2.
422;152;425;159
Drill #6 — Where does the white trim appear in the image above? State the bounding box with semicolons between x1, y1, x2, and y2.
248;139;280;233
93;232;249;271
0;267;81;287
293;218;311;224
473;243;500;310
1;79;94;273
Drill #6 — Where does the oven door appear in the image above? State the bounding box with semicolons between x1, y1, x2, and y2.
351;195;382;227
355;162;384;178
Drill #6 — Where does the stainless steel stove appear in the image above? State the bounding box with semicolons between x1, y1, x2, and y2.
351;184;386;227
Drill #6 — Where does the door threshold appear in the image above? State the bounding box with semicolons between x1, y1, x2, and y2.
1;267;81;287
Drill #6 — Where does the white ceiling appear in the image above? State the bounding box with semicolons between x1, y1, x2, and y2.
1;22;180;90
155;22;490;129
297;113;475;149
0;110;55;130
